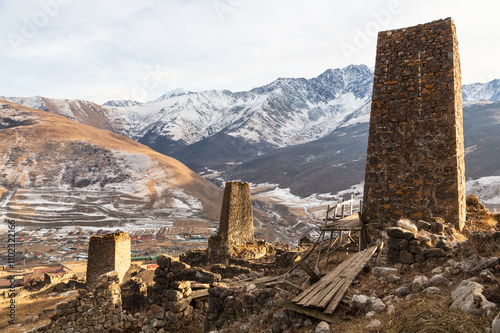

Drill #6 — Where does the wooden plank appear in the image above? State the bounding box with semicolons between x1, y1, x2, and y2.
279;279;304;291
324;245;377;314
294;253;357;305
293;251;359;305
307;246;371;307
315;246;376;308
281;301;336;324
295;256;321;282
189;289;209;300
308;248;371;307
229;275;282;287
286;230;325;275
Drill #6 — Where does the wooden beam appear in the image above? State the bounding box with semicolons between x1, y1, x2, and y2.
324;246;377;314
286;230;324;275
295;256;320;283
374;241;384;267
281;301;336;324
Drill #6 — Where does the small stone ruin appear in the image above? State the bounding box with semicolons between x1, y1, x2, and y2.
208;181;258;263
86;232;131;287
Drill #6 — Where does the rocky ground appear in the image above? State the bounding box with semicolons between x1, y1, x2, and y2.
2;195;500;332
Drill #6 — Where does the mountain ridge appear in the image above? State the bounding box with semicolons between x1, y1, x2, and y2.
3;65;500;209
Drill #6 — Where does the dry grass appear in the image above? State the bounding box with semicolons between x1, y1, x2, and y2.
380;295;492;333
0;290;77;333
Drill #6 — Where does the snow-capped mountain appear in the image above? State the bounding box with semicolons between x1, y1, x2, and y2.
0;95;128;134
462;79;500;102
4;65;500;212
110;65;373;165
103;99;142;107
152;88;191;102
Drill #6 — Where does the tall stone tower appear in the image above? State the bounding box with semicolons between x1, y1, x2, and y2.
218;181;254;244
207;181;254;263
362;18;466;230
86;232;131;287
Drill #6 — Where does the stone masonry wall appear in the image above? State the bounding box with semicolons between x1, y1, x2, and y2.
31;271;145;333
218;181;254;244
86;232;131;287
208;182;255;263
362;18;466;230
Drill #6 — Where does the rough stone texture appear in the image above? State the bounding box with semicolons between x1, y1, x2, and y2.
86;232;131;287
315;321;330;333
372;267;399;277
451;279;496;315
362;18;466;231
493;311;500;333
350;294;369;310
31;271;144;333
203;284;277;332
208;181;255;263
121;277;148;314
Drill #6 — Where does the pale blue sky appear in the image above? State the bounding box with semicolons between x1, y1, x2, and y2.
0;0;498;104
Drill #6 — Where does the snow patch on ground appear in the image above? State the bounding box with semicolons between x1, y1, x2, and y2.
467;176;500;206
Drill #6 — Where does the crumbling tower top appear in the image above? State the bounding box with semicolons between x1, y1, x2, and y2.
218;181;254;244
86;232;131;287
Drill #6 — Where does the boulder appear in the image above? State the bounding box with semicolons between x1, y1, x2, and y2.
372;267;399;277
397;219;418;233
387;275;402;284
157;254;173;269
422;287;441;295
492;311;500;333
416;220;431;231
430;274;447;286
461;255;499;274
368;297;386;312
387;227;416;240
365;320;382;329
410;276;430;293
315;321;330;333
170;260;191;273
480;270;498;284
396;286;411;298
349;294;368;310
423;248;445;258
365;311;376;320
451;279;496;315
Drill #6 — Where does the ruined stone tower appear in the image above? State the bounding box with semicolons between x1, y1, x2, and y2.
362;18;466;230
218;181;254;244
86;232;131;287
207;181;254;263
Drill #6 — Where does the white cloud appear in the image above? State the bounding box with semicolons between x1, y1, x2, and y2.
0;0;499;103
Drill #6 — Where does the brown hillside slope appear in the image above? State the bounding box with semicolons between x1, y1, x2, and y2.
0;101;222;226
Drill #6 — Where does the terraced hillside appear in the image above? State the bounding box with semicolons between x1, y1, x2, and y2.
0;101;222;227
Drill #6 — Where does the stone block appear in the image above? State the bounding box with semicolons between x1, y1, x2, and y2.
399;251;415;264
